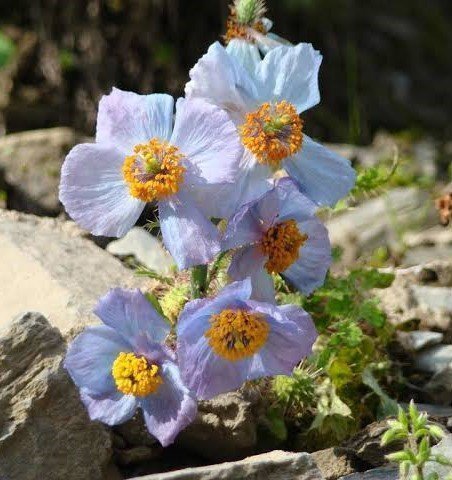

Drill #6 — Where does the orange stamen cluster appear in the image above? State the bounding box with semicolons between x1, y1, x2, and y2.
205;309;269;361
224;7;266;45
239;101;303;168
112;352;163;397
122;138;185;202
260;219;308;273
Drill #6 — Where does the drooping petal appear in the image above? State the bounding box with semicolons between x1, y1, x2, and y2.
141;362;197;446
64;325;131;396
96;88;174;154
278;304;318;358
59;143;145;237
80;389;138;425
255;43;322;113
177;333;250;400
187;148;273;220
228;246;276;303
271;177;318;224
177;278;253;341
171;97;242;186
225;39;261;75
283;219;331;295
284;135;356;207
94;288;170;349
245;300;317;374
185;42;258;123
158;191;220;270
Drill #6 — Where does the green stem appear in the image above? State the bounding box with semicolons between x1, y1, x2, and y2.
191;265;208;299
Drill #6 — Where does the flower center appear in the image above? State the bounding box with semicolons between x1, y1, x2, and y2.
224;0;267;44
260;219;308;273
122;138;185;202
205;309;269;361
112;352;163;397
239;101;303;168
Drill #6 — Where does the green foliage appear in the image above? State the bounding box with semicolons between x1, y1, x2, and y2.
274;268;397;446
382;401;452;480
0;32;15;68
235;0;267;24
134;265;174;285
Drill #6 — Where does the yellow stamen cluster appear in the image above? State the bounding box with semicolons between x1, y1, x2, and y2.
260;219;308;273
112;352;163;397
205;309;269;361
240;101;303;168
122;138;185;202
224;11;267;45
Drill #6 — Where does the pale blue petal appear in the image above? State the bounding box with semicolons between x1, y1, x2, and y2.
283;219;331;294
177;334;250;400
228;246;276;303
96;88;174;154
158;191;220;270
226;39;261;75
284;135;356;207
80;389;138;425
141;362;197;446
171;97;242;186
59;143;145;237
185;42;258;122
273;177;318;223
255;43;322;113
94;288;170;348
64;325;131;396
278;305;318;358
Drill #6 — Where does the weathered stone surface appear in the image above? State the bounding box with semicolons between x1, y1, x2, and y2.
424;366;452;405
0;127;82;215
397;330;444;352
176;391;258;462
0;210;147;336
375;261;452;331
129;450;323;480
339;466;398;480
343;420;402;468
107;227;174;274
312;447;356;480
414;345;452;373
327;188;437;267
0;312;113;480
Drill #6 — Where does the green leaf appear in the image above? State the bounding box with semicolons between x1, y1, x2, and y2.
426;473;440;480
428;425;446;440
386;451;411;463
358;299;386;328
144;292;166;319
0;31;15;68
431;454;452;466
362;368;399;418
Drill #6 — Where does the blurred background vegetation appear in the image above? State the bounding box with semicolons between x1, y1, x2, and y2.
0;0;451;145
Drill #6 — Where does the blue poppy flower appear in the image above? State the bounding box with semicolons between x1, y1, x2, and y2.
64;288;197;447
176;279;317;400
222;177;332;302
59;88;242;269
185;41;356;218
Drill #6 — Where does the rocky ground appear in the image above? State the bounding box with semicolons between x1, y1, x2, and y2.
0;126;451;480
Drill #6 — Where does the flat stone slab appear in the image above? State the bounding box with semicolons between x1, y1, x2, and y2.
0;210;147;336
339;466;398;479
414;345;452;373
130;450;324;480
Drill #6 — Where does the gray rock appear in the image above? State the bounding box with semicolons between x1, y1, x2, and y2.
339;466;398;480
411;285;452;312
312;447;356;479
418;434;452;478
0;312;113;480
129;450;323;480
415;345;452;373
0;127;82;215
424;367;452;405
177;391;258;462
107;227;173;274
0;210;147;337
327;188;437;268
397;330;444;352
